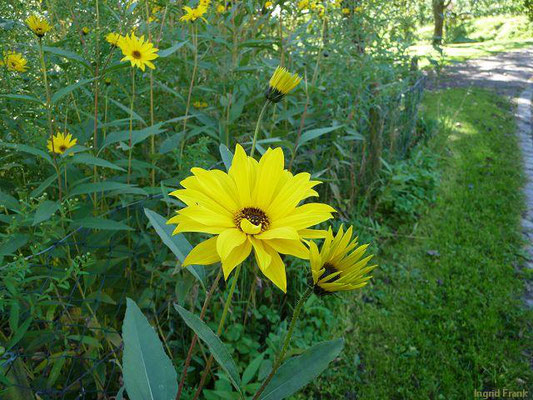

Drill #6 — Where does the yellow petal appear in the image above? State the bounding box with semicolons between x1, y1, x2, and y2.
222;239;252;279
183;236;220;266
250;238;272;272
240;219;261;235
261;245;287;292
217;228;247;260
255;227;299;240
265;238;309;259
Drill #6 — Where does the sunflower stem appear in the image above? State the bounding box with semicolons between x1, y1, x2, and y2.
177;269;222;400
38;39;63;202
127;68;135;185
252;287;313;400
180;23;198;159
192;265;242;400
250;100;270;157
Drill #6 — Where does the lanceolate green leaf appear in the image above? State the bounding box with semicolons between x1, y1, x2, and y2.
144;208;206;288
33;200;60;225
71;153;126;171
219;144;234;171
297;126;344;149
174;304;242;393
72;217;133;231
42;46;91;69
101;123;166;151
158;41;186;57
258;338;344;400
51;78;96;104
0;94;42;103
0;190;20;211
0;143;53;165
123;298;178;400
69;181;147;197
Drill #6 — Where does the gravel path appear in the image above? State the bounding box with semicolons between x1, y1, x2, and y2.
428;47;533;96
430;47;533;309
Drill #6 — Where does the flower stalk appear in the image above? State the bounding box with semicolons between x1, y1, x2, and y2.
192;265;242;400
253;286;313;400
250;101;270;157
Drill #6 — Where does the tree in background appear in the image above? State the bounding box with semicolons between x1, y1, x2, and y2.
525;0;533;20
432;0;451;45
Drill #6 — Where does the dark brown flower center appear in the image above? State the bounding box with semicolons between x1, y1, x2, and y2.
321;263;339;282
234;207;270;232
59;145;67;152
132;50;142;59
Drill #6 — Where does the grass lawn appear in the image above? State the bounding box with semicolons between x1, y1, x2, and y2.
304;88;532;399
411;15;533;67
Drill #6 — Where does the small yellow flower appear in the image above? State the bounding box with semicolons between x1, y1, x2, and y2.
354;6;363;13
82;26;90;35
180;6;208;22
297;0;309;9
3;51;29;73
47;132;78;155
118;32;159;71
26;15;52;38
167;144;335;292
333;0;342;8
342;7;350;15
216;4;226;13
193;101;208;109
265;1;273;8
106;32;123;47
265;66;302;103
309;225;376;295
200;0;211;8
315;3;325;16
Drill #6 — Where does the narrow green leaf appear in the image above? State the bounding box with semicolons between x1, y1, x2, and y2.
174;304;242;393
31;174;57;198
242;353;265;386
0;234;28;256
258;338;344;400
123;298;178;400
69;181;147;197
0;190;20;211
144;208;206;288
108;98;146;125
42;46;90;68
33;200;60;225
158;41;186;57
101;123;166;150
0;143;53;165
72;217;133;231
51;78;96;104
0;94;42;103
297;126;343;149
219;144;233;171
7;317;32;350
71;153;126;171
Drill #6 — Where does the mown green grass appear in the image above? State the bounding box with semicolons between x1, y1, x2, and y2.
304;88;532;399
411;15;533;67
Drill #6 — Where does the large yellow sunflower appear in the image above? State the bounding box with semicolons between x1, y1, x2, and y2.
3;51;28;73
167;144;335;292
309;225;376;294
47;132;77;155
118;32;159;71
25;15;51;38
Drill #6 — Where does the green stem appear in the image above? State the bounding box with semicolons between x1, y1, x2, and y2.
192;265;242;400
127;68;135;184
180;23;198;159
250;100;270;157
252;287;313;400
38;39;63;201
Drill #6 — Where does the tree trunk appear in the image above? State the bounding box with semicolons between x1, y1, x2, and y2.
432;0;445;45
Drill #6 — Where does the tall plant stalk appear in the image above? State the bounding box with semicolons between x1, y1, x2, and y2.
127;69;135;184
180;23;199;158
253;287;313;400
192;266;242;400
250;101;270;157
38;39;63;201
